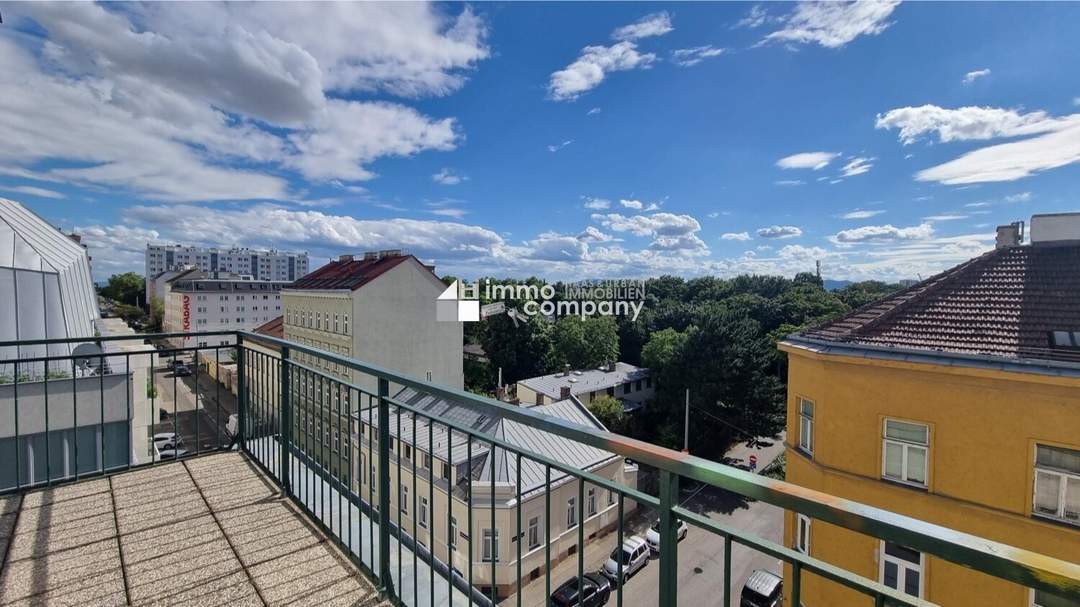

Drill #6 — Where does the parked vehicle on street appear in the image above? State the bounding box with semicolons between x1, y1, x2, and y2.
550;572;611;607
173;363;192;376
645;518;688;553
153;432;182;450
601;536;650;584
740;569;783;607
157;448;188;460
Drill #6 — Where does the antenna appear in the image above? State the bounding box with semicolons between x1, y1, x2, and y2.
815;260;821;279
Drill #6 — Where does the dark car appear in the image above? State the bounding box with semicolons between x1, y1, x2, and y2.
740;569;783;607
550;573;611;607
173;363;192;377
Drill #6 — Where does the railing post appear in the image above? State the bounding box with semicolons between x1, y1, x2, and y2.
279;345;291;496
658;470;680;606
377;376;393;597
236;334;246;452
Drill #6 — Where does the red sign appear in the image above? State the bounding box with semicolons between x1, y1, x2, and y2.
182;295;191;331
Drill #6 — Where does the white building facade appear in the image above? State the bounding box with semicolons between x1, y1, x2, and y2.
163;277;288;347
145;244;308;290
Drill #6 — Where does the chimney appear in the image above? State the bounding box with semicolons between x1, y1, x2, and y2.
563;364;571;377
1030;213;1080;245
560;386;572;400
338;254;354;262
995;222;1022;249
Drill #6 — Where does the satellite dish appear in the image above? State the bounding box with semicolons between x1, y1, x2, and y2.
72;343;103;375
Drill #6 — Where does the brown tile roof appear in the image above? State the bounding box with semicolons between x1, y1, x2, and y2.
799;244;1080;363
287;254;414;291
253;315;283;338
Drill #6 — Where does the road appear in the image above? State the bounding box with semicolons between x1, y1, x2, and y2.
504;434;786;606
150;356;238;454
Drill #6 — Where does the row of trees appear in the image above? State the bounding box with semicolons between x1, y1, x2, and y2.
464;273;901;459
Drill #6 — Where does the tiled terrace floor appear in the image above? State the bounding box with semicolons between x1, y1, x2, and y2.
0;452;383;606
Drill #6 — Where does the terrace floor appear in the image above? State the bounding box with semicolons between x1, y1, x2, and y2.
0;452;383;607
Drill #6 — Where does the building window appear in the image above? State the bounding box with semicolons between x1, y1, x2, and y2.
622;383;631;395
587;488;597;516
400;484;408;514
566;497;578;529
404;444;412;461
608;488;615;506
880;541;922;598
423;453;432;470
419;497;429;529
449;516;458;548
798;397;814;455
1033;588;1075;607
1033;444;1080;525
442;462;451;481
882;419;929;487
482;528;499;562
795;514;810;554
528;516;540;549
343;314;349;334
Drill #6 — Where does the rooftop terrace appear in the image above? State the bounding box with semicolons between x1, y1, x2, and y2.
0;452;381;607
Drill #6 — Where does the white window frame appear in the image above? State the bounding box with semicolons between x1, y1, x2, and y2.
797;397;814;455
567;497;578;529
1032;444;1080;526
419;497;428;529
879;541;923;599
795;514;810;554
481;528;499;562
400;484;408;514
882;418;929;488
449;516;458;549
587;488;597;517
528;516;540;549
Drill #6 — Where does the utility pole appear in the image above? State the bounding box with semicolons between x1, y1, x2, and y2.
683;388;690;453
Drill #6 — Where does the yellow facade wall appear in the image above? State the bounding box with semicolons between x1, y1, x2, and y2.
780;344;1080;607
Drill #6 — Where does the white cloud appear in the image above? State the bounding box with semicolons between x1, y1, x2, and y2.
612;12;674;41
839;156;874;177
0;185;66;199
965;202;991;208
618;199;659;211
577;226;614;242
841;209;885;219
592;211;708;254
721;232;752;241
962;68;991;84
735;5;777;29
671;46;726;67
776;151;840;170
583;196;611;210
756;225;803;239
775;179;805;186
878;105;1080;184
429;207;468;218
761;0;901;49
548;41;657;101
432;168;466;185
923;214;968;221
830;223;933;244
0;4;483;201
587;107;602;116
547;140;574;153
1004;192;1032;203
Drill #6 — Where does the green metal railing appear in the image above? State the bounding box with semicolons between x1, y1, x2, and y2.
1;330;1077;607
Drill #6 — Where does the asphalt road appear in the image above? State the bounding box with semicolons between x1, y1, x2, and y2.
504;435;786;606
150;356;238;454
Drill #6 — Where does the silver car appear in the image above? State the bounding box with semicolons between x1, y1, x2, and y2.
601;536;649;584
645;518;688;553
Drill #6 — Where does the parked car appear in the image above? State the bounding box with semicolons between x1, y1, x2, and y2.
601;536;650;584
645;518;689;553
740;569;783;607
550;572;611;607
153;432;182;449
173;363;192;376
157;448;188;460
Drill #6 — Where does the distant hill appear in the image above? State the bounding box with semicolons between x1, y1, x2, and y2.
823;279;853;291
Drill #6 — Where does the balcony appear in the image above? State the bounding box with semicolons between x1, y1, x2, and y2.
1;331;1078;607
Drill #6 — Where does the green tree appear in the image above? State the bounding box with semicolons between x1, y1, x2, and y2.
481;313;552;385
148;297;165;331
99;272;145;306
546;315;619;371
588;395;625;433
833;280;904;310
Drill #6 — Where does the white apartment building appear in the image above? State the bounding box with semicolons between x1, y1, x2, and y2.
162;277;288;348
145;244;308;302
516;362;653;410
281;251;464;395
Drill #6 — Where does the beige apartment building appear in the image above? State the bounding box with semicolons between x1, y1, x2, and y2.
516;362;653;410
356;387;639;600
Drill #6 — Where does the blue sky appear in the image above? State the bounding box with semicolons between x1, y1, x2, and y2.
1;2;1079;281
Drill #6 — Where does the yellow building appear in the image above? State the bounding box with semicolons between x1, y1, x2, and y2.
779;218;1080;607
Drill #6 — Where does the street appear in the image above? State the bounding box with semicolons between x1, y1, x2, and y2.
504;434;786;606
150;355;238;453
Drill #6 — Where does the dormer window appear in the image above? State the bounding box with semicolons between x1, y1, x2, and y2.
1049;331;1080;349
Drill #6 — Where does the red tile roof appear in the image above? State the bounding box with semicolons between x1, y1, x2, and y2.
253;315;283;338
288;254;415;291
799;244;1080;363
